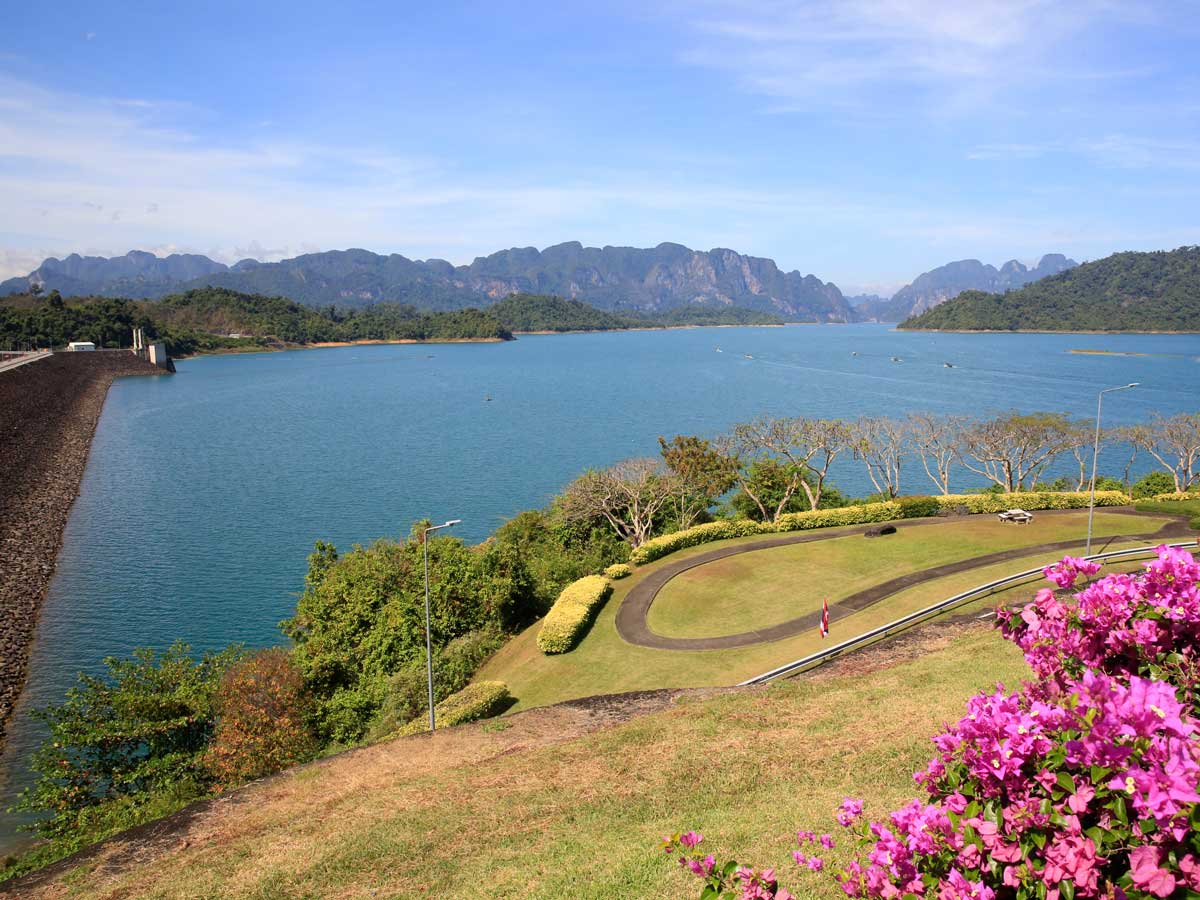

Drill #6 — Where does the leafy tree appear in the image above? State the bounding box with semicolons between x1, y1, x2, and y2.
956;411;1078;492
658;434;738;529
558;458;676;548
204;649;317;788
850;417;907;498
906;412;965;495
1122;413;1200;492
727;457;848;521
17;642;242;840
281;526;534;742
1131;468;1181;498
726;417;852;516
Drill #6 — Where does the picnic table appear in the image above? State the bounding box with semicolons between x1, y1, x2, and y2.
997;509;1034;524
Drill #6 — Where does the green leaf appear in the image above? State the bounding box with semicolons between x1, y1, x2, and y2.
1061;878;1076;900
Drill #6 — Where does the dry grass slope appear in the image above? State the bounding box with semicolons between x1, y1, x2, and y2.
6;623;1027;900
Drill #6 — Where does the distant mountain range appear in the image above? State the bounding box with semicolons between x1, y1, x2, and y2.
1;243;851;321
1;244;1077;323
899;246;1200;332
851;254;1077;322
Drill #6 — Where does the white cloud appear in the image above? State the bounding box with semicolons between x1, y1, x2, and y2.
676;0;1160;115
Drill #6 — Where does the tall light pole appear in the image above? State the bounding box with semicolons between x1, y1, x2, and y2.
422;518;461;731
1086;384;1138;556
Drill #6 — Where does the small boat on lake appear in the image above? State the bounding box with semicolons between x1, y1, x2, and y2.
943;362;955;368
744;354;754;359
891;356;902;362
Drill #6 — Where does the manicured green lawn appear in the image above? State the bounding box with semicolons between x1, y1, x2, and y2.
647;511;1162;639
478;509;1173;712
1136;498;1200;524
31;627;1030;900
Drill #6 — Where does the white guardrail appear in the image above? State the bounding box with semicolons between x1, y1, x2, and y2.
739;540;1199;686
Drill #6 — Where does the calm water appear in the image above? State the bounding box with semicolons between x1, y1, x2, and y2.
3;324;1199;847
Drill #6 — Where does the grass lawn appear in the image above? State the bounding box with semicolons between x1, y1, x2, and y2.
646;511;1165;639
479;510;1174;711
1136;498;1200;524
18;626;1030;900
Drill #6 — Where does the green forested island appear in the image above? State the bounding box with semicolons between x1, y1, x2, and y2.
0;289;783;355
899;246;1200;332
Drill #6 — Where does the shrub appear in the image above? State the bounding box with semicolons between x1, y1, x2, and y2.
15;641;241;841
204;648;317;788
630;519;766;565
896;495;940;519
604;563;632;579
633;491;1133;566
1132;470;1179;498
396;681;512;736
365;628;505;741
934;489;1130;514
536;575;612;654
1149;491;1200;503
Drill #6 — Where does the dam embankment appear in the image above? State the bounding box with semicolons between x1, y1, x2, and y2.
0;352;168;750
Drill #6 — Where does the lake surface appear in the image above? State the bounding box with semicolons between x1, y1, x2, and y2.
2;324;1199;848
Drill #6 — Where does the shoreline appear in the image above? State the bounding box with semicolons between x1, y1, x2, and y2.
0;353;168;753
898;327;1200;335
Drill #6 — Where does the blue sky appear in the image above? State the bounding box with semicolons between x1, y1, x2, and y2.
1;0;1198;294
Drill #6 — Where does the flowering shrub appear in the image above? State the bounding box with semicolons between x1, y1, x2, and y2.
662;547;1200;900
999;545;1200;702
395;680;511;736
839;671;1200;900
662;831;798;899
604;563;633;579
536;575;612;654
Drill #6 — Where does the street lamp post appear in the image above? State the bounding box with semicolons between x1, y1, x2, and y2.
1086;384;1138;556
422;518;461;731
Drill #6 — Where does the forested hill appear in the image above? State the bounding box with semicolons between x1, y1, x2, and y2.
898;247;1200;332
0;289;784;355
0;288;513;355
488;293;784;332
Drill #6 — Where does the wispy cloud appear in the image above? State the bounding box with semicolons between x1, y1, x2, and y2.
676;1;1163;116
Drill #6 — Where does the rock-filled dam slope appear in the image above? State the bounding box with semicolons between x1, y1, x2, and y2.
0;352;168;749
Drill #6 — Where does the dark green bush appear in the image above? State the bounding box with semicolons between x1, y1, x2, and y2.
1132;470;1177;498
898;495;941;519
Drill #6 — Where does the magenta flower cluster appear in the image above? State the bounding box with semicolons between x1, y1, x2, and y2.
662;831;797;900
998;546;1200;705
661;546;1200;900
841;546;1200;900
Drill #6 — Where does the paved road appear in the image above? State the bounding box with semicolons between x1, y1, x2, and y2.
614;509;1190;651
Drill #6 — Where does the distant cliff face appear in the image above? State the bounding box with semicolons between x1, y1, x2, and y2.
853;254;1077;322
0;242;853;321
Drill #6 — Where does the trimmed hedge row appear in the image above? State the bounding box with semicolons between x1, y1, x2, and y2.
536;575;613;655
396;681;512;736
603;563;632;580
1149;492;1200;502
629;490;1134;565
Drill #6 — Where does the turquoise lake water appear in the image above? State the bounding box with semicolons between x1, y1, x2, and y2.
2;324;1199;848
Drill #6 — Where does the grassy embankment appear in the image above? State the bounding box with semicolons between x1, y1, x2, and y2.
480;510;1175;710
13;625;1027;900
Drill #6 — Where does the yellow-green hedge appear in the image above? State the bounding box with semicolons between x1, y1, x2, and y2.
1149;492;1200;502
934;490;1131;514
629;519;765;565
397;681;511;736
536;575;612;654
603;563;632;580
629;490;1133;565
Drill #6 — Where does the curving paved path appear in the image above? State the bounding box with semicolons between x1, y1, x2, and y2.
615;509;1191;651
